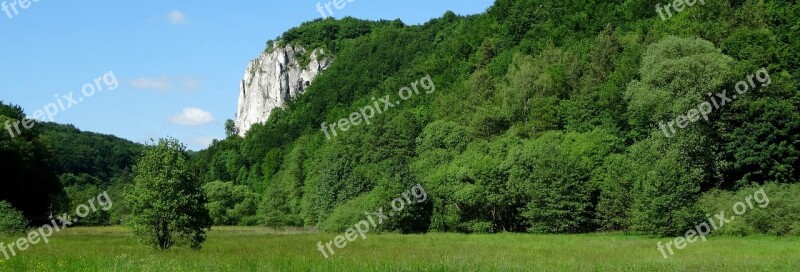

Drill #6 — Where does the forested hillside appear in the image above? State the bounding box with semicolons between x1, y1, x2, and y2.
0;102;141;225
192;0;800;235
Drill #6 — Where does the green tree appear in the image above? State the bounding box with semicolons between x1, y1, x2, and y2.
595;154;636;232
224;119;237;137
0;103;66;224
625;36;734;140
628;137;704;236
0;201;28;235
126;138;212;250
511;130;621;233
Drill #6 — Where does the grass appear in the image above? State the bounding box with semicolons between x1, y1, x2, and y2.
0;227;798;271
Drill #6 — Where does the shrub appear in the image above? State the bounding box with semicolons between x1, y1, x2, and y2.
319;192;379;233
699;183;800;236
0;201;29;235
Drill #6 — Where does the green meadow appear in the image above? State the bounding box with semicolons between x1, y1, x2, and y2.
0;227;797;271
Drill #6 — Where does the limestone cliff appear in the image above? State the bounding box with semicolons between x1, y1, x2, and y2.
235;43;331;136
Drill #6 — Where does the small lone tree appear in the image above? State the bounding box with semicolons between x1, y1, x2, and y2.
224;119;238;137
126;138;212;249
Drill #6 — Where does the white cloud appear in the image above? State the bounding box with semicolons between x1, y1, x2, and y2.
167;10;186;25
177;76;202;91
190;136;219;149
131;76;172;92
168;108;215;126
130;76;202;92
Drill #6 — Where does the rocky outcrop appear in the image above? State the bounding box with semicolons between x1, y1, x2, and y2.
235;43;332;136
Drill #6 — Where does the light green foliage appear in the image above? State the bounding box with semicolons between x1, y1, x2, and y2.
259;136;316;228
497;47;579;128
126;138;212;249
62;177;111;226
625;36;734;138
699;183;800;236
0;200;28;235
319;192;379;232
202;181;259;226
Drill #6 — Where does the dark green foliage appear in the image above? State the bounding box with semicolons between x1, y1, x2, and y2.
224;119;237;137
0;102;65;224
39;123;141;181
595;154;636;231
42;123;141;225
512;130;621;233
1;102;140;226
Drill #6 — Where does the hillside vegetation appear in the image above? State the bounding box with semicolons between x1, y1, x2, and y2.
0;103;141;225
191;0;800;236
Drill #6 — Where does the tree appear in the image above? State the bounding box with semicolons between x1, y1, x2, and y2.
628;137;704;236
511;130;621;233
595;154;636;232
0;103;66;224
126;138;212;250
625;36;734;140
224;119;238;137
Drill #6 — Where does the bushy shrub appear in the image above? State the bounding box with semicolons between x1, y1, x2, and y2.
319;192;379;233
202;181;259;226
698;183;800;236
0;201;29;235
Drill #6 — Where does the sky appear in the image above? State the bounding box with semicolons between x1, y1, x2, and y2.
0;0;495;150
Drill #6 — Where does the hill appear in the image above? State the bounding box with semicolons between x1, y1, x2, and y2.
0;101;142;224
191;0;800;235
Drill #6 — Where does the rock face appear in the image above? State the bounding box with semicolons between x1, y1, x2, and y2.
235;43;332;136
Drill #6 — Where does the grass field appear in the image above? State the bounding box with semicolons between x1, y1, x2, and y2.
0;227;798;271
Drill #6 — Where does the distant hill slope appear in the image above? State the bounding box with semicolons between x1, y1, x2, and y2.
38;122;142;181
1;101;142;223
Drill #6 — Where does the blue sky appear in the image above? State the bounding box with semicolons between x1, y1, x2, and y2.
0;0;494;150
